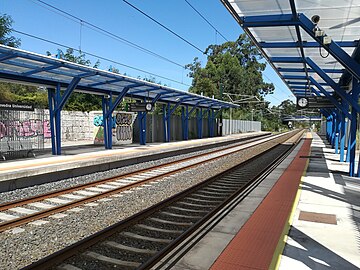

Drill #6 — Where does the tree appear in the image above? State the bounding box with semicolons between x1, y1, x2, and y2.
46;48;102;111
278;99;297;116
0;14;21;47
186;34;274;103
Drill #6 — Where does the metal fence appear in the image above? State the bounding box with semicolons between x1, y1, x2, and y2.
133;114;216;143
222;119;261;135
0;109;45;159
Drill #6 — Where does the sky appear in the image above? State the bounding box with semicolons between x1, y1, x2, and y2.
1;0;294;106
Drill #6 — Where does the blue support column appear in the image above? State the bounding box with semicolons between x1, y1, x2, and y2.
55;84;61;155
181;105;189;140
162;104;167;142
47;78;80;155
328;115;333;144
349;109;357;177
139;110;147;145
107;93;113;149
327;117;331;141
334;112;340;153
331;112;337;148
102;96;109;149
197;108;203;139
162;103;171;142
103;87;131;149
47;88;56;155
208;109;214;137
340;113;347;162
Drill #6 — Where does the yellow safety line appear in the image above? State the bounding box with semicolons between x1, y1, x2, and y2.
269;132;312;270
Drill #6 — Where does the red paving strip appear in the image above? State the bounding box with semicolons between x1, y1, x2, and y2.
210;138;312;270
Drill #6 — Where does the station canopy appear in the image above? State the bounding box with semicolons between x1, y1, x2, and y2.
0;45;238;110
222;0;360;97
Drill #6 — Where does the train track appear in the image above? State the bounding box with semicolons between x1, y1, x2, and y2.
0;133;276;233
22;130;304;270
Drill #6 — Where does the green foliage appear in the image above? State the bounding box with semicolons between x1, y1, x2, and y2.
278;99;297;116
0;83;48;107
45;48;103;111
186;34;274;102
0;14;21;47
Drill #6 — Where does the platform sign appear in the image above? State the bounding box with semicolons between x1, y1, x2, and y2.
296;97;335;109
127;102;153;112
0;102;34;111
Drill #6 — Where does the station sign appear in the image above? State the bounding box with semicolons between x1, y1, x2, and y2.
127;102;153;112
0;102;34;111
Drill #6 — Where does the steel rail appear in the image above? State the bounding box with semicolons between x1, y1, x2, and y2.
0;133;281;232
0;133;270;212
21;130;304;270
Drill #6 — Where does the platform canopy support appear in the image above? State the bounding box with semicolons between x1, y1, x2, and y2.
181;105;189;140
101;86;131;149
221;2;360;175
48;78;80;155
0;43;238;155
197;108;203;139
339;109;348;163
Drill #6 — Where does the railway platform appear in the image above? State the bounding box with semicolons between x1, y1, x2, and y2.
171;132;360;270
0;132;268;192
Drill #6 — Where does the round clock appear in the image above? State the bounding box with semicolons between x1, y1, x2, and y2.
145;103;153;111
297;97;308;108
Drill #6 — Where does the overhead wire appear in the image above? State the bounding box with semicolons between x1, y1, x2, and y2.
122;0;205;55
12;29;191;87
30;0;186;69
183;0;228;42
262;72;294;98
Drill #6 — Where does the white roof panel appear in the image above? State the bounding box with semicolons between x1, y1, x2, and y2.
223;0;360;97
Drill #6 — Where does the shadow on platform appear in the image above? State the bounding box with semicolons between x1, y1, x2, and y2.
283;226;359;270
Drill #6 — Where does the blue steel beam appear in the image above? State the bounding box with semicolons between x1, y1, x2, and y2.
306;58;360;112
279;68;344;74
22;64;60;76
260;41;358;48
56;77;81;111
105;87;131;118
298;14;360;81
0;53;17;62
88;78;124;87
291;86;310;90
243;13;360;81
76;71;98;78
289;0;310;93
127;86;162;95
151;93;162;105
309;79;351;119
289;83;329;87
283;75;308;80
241;14;297;27
271;57;303;63
160;92;187;99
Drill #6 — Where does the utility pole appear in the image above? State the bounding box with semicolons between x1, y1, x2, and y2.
219;81;223;136
251;109;254;131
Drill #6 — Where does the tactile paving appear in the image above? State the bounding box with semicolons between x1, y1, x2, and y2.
211;137;311;270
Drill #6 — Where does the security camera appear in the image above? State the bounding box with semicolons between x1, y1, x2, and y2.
311;15;324;37
311;15;320;24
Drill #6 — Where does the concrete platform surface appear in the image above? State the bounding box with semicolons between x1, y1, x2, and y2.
278;133;360;270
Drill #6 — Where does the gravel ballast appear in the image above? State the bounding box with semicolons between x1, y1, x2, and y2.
0;132;297;269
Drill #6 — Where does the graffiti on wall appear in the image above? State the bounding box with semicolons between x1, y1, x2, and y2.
93;112;135;144
0;119;51;139
115;113;132;141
